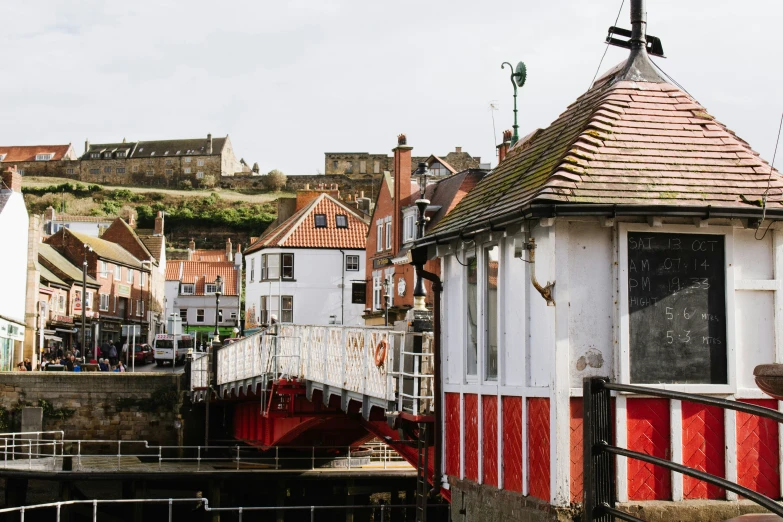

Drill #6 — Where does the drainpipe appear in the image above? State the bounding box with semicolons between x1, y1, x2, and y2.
415;265;443;496
339;249;345;325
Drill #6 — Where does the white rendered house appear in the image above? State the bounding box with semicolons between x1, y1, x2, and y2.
244;192;368;327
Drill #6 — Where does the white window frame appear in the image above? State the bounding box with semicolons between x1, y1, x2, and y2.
140;272;145;288
197;159;205;166
372;272;382;311
127;268;134;284
99;294;109;312
205;284;217;294
185;157;192;163
385;221;392;250
250;257;255;282
482;243;500;382
376;222;383;252
85;291;93;310
136;300;143;317
346;255;360;271
36;153;54;161
100;261;108;278
181;284;195;295
617;223;736;394
196;171;204;179
403;209;417;243
196;309;205;323
464;250;478;382
184;167;191;174
281;296;294;323
385;269;395;308
114;265;122;280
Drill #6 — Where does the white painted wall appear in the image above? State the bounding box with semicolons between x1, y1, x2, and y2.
170;294;240;327
245;248;366;326
0;190;29;325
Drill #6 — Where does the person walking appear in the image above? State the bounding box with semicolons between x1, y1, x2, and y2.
108;343;118;367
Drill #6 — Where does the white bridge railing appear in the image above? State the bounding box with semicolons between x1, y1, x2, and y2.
193;325;433;417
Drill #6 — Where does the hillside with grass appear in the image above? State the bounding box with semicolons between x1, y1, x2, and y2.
22;177;287;249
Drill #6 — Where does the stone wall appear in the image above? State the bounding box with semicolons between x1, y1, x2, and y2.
218;173;382;200
0;373;182;444
79;153;224;188
16;159;80;179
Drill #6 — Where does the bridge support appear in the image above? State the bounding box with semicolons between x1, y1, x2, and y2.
4;478;27;510
208;479;222;522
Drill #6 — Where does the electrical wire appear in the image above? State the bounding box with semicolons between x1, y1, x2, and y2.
755;112;783;240
455;0;626;241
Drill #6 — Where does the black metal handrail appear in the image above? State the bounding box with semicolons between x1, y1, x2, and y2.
583;377;783;521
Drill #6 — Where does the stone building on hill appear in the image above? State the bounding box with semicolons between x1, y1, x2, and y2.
79;134;242;186
324;146;485;177
0;144;79;178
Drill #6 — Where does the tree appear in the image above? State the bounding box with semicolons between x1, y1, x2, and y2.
265;169;287;191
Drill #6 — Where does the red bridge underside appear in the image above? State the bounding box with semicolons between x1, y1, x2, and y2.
229;385;448;501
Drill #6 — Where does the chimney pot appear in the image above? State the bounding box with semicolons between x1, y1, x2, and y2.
84;139;90;154
397;134;407;146
154;211;164;235
188;238;196;251
207;133;213;154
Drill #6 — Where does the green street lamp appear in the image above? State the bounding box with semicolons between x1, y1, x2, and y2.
500;61;527;145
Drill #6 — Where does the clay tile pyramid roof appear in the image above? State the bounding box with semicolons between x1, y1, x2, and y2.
431;55;783;237
165;261;237;296
245;194;368;253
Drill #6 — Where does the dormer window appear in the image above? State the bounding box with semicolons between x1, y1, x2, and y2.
335;215;348;228
205;284;217;294
117;151;127;158
103;152;112;159
314;214;327;228
150;151;156;156
181;284;194;295
90;152;100;159
35;153;54;161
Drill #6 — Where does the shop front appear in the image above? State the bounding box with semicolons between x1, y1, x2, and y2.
0;315;25;371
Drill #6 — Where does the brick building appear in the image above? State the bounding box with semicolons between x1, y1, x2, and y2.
325;146;484;177
79;134;242;186
0;144;79;178
363;135;485;325
45;221;157;351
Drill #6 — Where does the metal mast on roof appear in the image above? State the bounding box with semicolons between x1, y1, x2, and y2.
500;61;527;145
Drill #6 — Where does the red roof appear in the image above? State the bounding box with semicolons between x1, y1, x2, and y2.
0;145;74;162
433;59;783;236
191;250;228;262
165;261;238;296
245;194;368;253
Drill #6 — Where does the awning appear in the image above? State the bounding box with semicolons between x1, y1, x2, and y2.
391;247;412;265
44;335;63;342
55;328;77;334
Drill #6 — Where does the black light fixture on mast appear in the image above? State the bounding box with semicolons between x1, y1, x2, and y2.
412;162;430;311
500;61;527;145
213;275;223;343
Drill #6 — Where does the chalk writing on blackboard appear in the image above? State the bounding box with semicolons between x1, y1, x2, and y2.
627;232;727;384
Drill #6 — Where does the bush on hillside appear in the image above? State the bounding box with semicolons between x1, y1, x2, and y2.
265;170;287;191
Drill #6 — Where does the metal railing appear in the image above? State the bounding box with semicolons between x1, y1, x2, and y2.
583;377;783;521
0;434;412;473
202;325;434;416
0;497;449;522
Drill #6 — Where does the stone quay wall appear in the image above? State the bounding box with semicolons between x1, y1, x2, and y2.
0;373;182;445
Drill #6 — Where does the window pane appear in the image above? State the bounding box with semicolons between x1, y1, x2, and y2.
335;215;348;228
268;255;280;279
282;296;293;322
314;214;327;228
282;254;294;279
485;246;499;380
466;256;478;376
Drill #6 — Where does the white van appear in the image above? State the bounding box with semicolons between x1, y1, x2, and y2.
153;334;194;366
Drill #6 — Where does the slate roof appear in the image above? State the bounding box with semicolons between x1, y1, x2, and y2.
38;243;100;286
0;145;74;162
139;235;164;262
64;229;144;268
245;194;368;253
422;169;487;229
39;263;67;287
165;261;238;296
133;137;226;158
431;57;783;237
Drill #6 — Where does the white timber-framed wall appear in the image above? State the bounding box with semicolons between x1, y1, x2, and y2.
439;215;783;508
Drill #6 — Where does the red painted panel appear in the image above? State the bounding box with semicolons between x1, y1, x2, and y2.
682;402;725;499
502;397;523;493
464;394;479;482
570;398;584;503
482;396;498;487
444;393;461;477
627;398;671;500
737;399;780;498
528;398;550;502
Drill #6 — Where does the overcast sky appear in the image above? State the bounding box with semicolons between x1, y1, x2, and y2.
1;1;781;174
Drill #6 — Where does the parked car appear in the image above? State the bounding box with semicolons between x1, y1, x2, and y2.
133;344;154;365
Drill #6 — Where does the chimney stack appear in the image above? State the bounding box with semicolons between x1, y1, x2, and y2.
207;133;213;154
1;166;22;193
226;238;233;261
84;139;90;155
497;129;513;164
393;134;413;255
455;146;462;153
188;238;196;251
44;206;56;222
154;211;164;235
128;214;136;228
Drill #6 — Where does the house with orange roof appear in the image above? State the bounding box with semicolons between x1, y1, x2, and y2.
243;191;368;327
164;242;241;340
0;144;79;178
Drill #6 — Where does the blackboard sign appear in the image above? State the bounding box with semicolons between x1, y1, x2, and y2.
627;232;727;384
351;282;367;305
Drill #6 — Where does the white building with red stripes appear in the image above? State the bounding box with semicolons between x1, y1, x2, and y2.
419;4;783;520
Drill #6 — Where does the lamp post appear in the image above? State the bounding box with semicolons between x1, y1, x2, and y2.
81;244;92;359
413;163;430;311
213;275;223;343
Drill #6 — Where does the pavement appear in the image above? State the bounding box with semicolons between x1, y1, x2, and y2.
124;360;184;374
